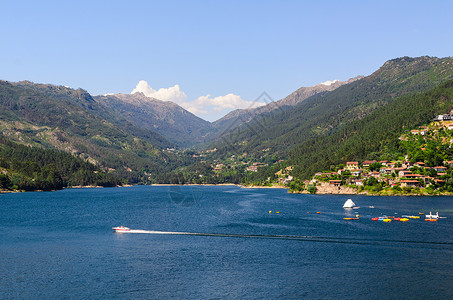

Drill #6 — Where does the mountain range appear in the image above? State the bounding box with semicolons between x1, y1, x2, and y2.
1;55;453;188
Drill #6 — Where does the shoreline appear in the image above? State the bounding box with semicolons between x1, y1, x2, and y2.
4;183;453;196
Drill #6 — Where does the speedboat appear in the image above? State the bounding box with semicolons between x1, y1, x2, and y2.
425;212;439;220
113;226;131;232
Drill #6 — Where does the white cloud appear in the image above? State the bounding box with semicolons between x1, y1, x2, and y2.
184;93;265;114
131;80;187;104
319;79;339;86
131;80;265;121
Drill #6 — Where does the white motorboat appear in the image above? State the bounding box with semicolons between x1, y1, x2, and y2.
425;212;439;219
112;226;131;232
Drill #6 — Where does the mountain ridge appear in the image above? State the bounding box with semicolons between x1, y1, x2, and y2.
94;92;212;147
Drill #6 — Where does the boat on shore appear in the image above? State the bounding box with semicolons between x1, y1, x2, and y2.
113;226;131;232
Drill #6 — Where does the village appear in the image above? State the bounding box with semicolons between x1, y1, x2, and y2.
304;114;453;194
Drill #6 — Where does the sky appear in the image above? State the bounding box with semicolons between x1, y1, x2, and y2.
1;0;452;122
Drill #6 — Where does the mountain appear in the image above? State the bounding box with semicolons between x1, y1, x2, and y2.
290;79;453;179
0;80;175;183
0;135;123;191
210;56;453;158
94;92;212;147
211;76;363;136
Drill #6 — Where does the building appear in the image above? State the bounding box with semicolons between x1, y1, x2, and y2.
329;180;342;187
345;162;359;170
404;174;425;180
246;166;258;172
362;160;376;168
433;114;453;121
400;180;420;187
379;160;389;166
399;170;412;178
354;179;364;186
433;166;447;172
351;169;363;177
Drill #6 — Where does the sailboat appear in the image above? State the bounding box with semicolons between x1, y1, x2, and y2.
343;199;356;208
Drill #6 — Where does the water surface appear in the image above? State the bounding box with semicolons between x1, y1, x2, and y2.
1;186;452;299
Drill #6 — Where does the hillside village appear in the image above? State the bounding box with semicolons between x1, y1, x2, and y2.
303;114;453;195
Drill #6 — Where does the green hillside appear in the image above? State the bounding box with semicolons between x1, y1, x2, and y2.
0;136;122;191
211;56;453;158
290;79;453;179
0;80;176;183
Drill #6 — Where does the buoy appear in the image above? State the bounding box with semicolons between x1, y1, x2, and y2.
276;211;280;214
269;211;272;214
317;212;321;214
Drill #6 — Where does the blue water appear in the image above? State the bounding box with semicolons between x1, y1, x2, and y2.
1;186;452;299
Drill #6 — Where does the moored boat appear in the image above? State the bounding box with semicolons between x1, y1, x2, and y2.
343;217;359;220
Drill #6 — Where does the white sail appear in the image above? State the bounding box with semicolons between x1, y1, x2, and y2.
343;199;356;208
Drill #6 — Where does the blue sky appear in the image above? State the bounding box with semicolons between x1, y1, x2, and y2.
1;0;452;121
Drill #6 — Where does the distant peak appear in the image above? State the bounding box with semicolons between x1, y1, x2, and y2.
131;80;187;104
319;80;339;86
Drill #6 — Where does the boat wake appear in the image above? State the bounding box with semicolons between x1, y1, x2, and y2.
116;229;453;249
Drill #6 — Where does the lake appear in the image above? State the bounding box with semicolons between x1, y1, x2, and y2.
1;185;452;299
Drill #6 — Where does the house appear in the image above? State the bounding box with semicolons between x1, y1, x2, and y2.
404;174;425;180
380;168;393;175
434;166;447;172
411;130;420;135
369;171;381;178
394;167;407;173
424;176;435;184
420;130;428;135
445;160;453;167
346;162;359;170
402;161;413;168
362;160;376;167
354;179;364;186
246;166;258;172
434;114;453;121
379;160;389;166
400;180;420;187
434;179;446;184
414;162;425;167
387;162;397;168
399;170;412;178
351;169;363;177
329;180;342;187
